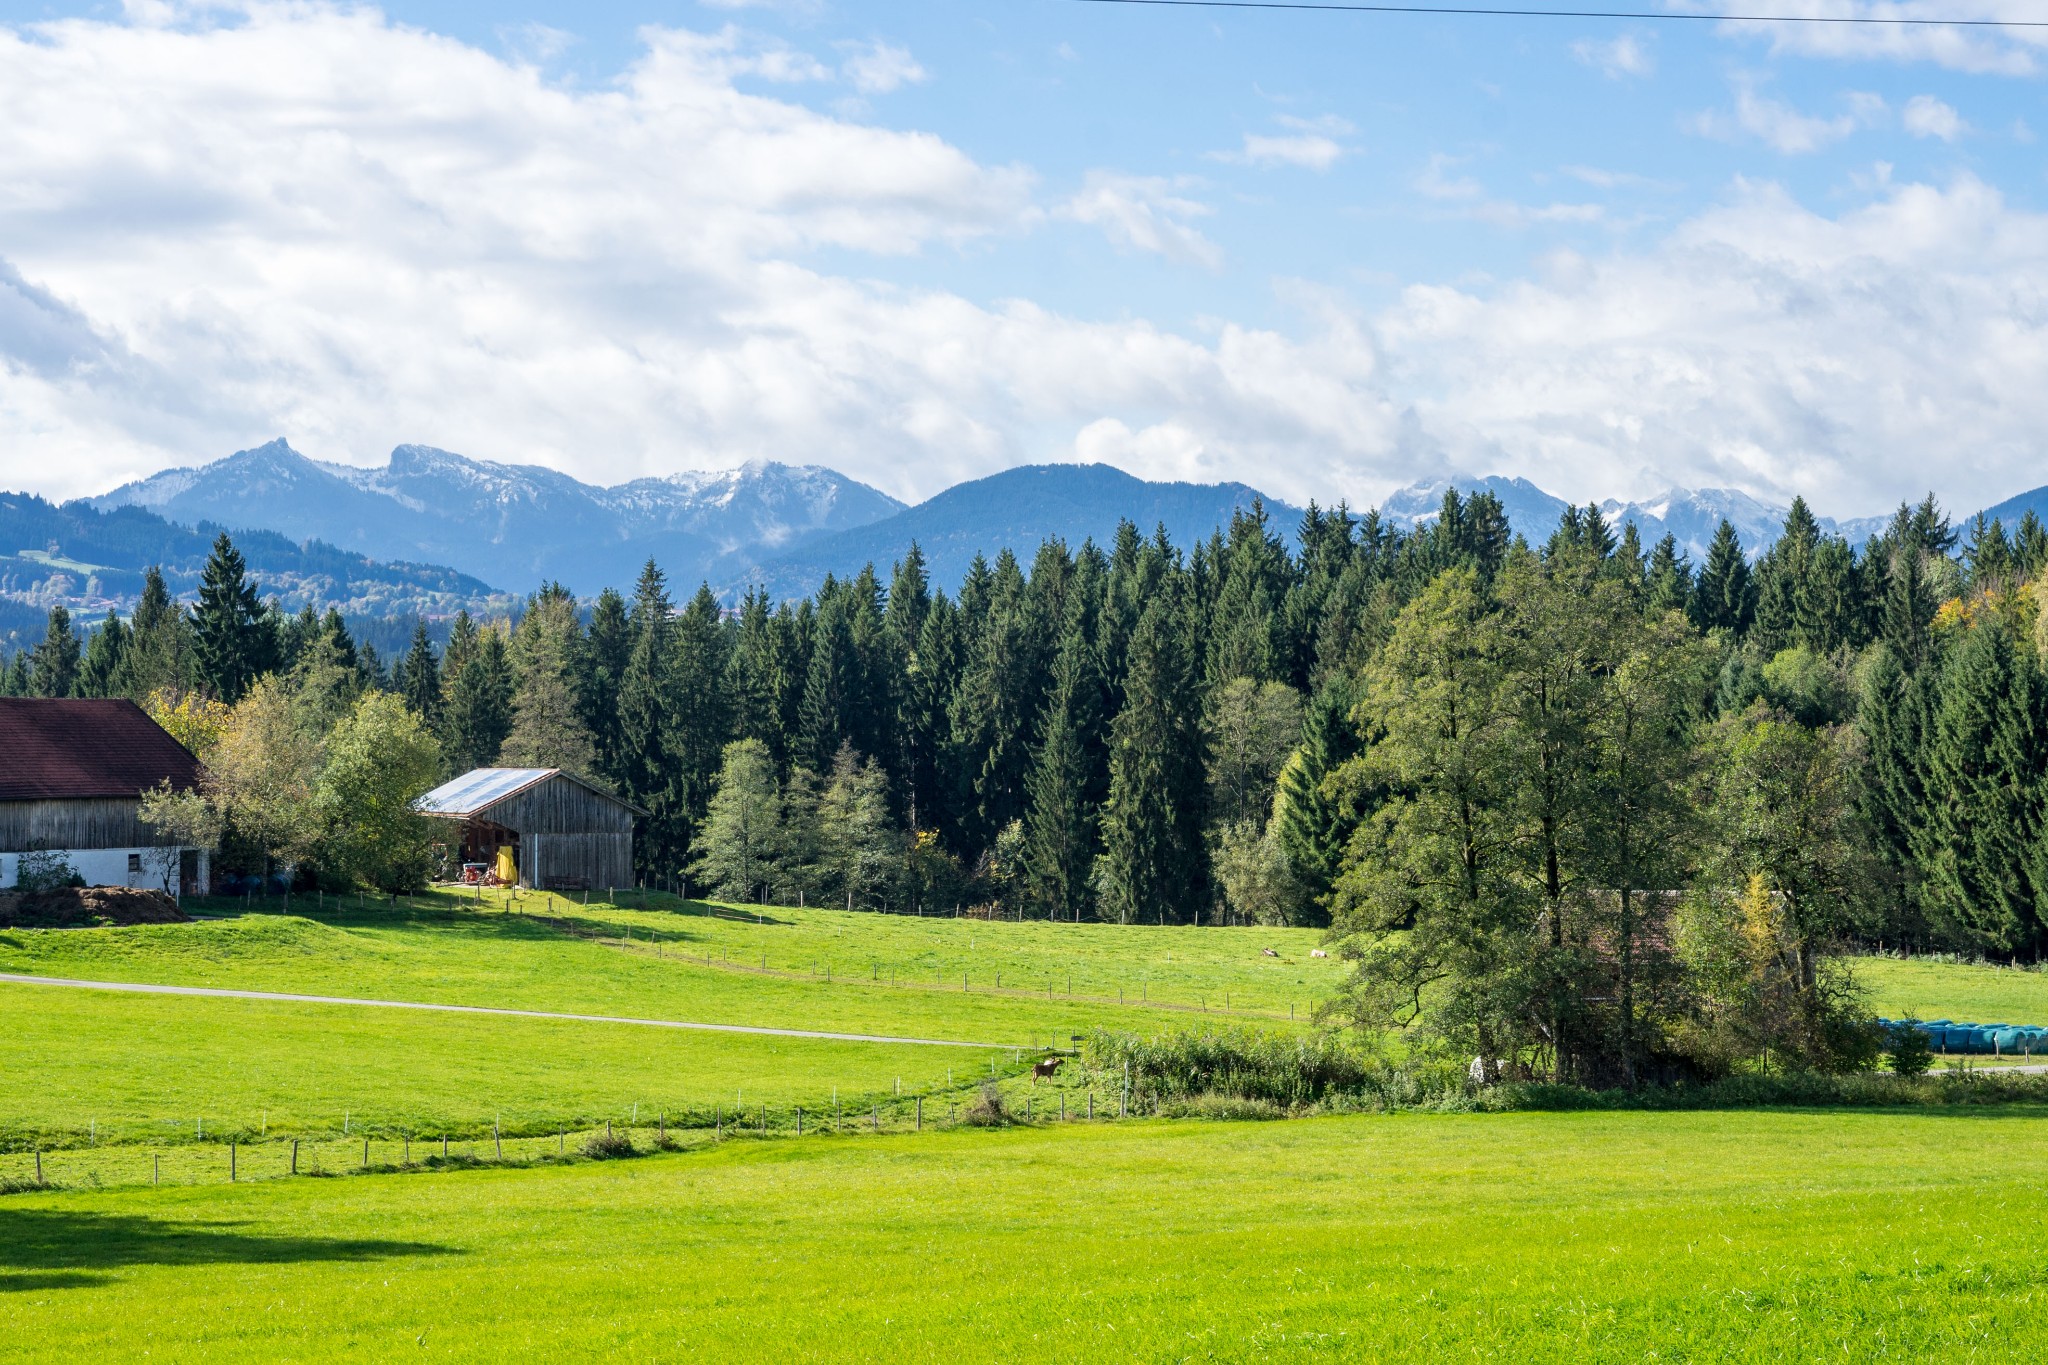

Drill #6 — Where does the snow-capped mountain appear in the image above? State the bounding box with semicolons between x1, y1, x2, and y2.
88;439;906;592
1384;473;1895;561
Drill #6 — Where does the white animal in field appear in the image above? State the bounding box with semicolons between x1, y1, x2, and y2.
1309;949;1329;959
1262;947;1279;958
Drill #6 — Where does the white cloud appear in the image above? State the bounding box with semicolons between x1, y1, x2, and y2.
1375;175;2048;514
4;4;2048;525
1416;153;1483;200
1714;3;2046;76
1689;80;1885;154
1055;172;1222;268
838;39;927;95
1211;114;1354;171
1903;94;1967;140
1572;34;1654;79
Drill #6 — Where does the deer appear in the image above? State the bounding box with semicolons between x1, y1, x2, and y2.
1032;1057;1064;1082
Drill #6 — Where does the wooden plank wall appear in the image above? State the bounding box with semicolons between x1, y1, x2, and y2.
0;798;153;850
486;779;635;836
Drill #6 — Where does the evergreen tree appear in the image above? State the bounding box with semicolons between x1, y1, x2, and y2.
1644;534;1692;616
949;550;1046;854
445;627;515;771
819;743;899;911
1207;501;1291;684
76;611;128;698
502;585;597;777
1021;622;1103;920
1273;674;1360;917
1915;621;2048;953
668;583;734;850
398;621;442;726
618;561;686;879
798;591;856;773
690;739;784;904
1857;645;1931;940
1692;520;1753;636
1880;540;1935;668
0;651;28;696
191;533;271;702
1099;589;1209;924
28;606;81;698
579;587;632;784
120;565;191;698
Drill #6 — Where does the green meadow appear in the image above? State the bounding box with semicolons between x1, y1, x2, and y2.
7;1110;2048;1361
1858;953;2048;1028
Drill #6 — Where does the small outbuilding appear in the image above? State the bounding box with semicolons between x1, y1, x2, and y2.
0;697;210;894
413;767;642;892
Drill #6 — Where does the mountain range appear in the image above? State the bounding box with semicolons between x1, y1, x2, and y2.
89;439;905;594
8;440;2029;646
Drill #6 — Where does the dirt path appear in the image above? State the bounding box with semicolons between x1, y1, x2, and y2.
0;972;1017;1050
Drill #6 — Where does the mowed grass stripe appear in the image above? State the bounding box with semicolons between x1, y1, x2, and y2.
0;985;1007;1142
0;973;1016;1048
5;1110;2048;1360
0;897;1322;1042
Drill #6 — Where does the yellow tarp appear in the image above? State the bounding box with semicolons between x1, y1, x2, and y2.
495;845;517;884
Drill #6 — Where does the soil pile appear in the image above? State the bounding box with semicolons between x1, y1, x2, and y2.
0;885;189;929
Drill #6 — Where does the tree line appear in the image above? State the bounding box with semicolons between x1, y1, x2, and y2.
9;496;2048;953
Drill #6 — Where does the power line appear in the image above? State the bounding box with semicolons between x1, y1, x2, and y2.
1062;0;2048;27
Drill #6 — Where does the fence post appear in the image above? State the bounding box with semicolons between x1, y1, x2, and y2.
796;1108;803;1137
362;1138;369;1169
916;1097;922;1132
154;1153;160;1185
291;1139;299;1174
442;1135;449;1159
1089;1093;1094;1120
495;1119;502;1160
230;1142;237;1182
34;1151;41;1185
872;1105;880;1132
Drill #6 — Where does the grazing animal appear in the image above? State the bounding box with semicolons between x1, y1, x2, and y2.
1262;947;1280;958
1032;1057;1064;1081
1310;949;1329;959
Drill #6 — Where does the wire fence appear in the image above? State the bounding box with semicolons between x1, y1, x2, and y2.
1;1084;1142;1194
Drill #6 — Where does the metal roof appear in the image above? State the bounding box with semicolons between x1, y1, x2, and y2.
413;768;557;817
412;767;647;818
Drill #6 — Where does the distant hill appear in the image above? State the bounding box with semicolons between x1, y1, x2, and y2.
0;490;511;654
727;464;1302;598
89;439;907;594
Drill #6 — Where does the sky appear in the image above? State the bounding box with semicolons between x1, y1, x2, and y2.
1;0;2047;518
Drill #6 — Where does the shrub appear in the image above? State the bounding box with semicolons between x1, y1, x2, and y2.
12;844;80;895
581;1127;636;1159
1155;1094;1285;1121
961;1083;1012;1127
1084;1027;1376;1106
1887;1020;1935;1078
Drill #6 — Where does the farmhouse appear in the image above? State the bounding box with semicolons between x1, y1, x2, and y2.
0;697;210;894
414;767;642;891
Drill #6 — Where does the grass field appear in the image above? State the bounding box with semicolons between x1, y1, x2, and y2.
1859;954;2048;1027
6;1109;2048;1360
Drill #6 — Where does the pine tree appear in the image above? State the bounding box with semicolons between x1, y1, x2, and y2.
819;743;898;911
76;611;128;698
620;561;684;879
668;583;734;849
1916;620;2048;953
1099;589;1208;924
502;585;597;776
1273;674;1360;917
1644;534;1692;616
1880;541;1935;668
1692;520;1753;636
0;651;28;696
1021;623;1103;920
948;550;1046;855
28;606;81;698
1207;501;1290;684
445;627;514;771
690;739;784;904
579;587;632;784
191;533;270;701
1857;645;1931;939
119;565;191;698
798;592;856;773
399;621;442;726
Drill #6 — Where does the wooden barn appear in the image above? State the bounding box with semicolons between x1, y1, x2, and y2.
0;697;210;894
413;768;642;892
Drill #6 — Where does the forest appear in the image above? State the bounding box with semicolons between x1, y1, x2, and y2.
8;490;2048;1083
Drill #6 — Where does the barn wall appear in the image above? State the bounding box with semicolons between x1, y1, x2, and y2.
484;779;636;837
524;832;634;892
0;798;154;851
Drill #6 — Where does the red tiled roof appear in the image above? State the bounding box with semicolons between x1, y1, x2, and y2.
0;698;202;802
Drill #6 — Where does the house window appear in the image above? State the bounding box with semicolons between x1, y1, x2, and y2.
128;853;142;882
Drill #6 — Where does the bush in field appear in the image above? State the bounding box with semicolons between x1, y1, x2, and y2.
961;1083;1012;1128
1085;1027;1376;1107
1887;1020;1935;1077
582;1127;636;1159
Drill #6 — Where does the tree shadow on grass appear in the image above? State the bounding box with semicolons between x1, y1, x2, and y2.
0;1208;458;1291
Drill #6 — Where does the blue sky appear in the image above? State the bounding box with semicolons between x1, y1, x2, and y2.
1;0;2045;517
